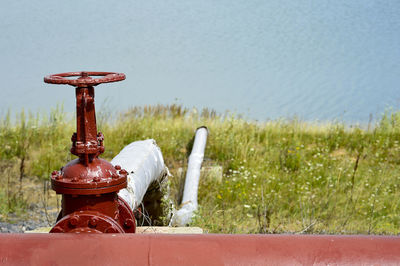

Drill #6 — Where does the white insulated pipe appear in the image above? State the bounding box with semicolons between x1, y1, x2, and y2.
112;139;167;211
170;126;208;226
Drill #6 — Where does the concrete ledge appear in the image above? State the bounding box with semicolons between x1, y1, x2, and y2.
137;226;203;234
25;226;203;234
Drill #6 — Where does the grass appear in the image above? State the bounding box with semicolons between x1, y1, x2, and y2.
0;104;400;234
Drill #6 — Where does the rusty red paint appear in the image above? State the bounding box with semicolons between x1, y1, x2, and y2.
51;159;127;195
44;71;135;233
118;197;136;233
44;71;125;86
0;234;399;265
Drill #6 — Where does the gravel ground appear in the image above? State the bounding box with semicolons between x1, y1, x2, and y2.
0;220;49;233
0;205;58;233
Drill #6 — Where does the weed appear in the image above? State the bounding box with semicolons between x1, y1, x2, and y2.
0;105;399;234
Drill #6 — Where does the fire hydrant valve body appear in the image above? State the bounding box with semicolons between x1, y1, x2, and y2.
44;71;135;233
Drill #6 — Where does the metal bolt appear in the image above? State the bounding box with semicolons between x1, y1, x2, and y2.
119;169;128;176
89;218;97;227
69;216;79;227
114;165;121;170
124;219;134;229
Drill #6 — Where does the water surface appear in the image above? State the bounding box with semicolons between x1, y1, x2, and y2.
0;1;399;123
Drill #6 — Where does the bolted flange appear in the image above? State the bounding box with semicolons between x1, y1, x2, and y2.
50;211;125;234
51;158;128;195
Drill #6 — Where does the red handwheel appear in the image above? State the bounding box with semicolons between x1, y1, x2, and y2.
44;71;125;86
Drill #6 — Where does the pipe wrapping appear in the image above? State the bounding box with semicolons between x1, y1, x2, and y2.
112;139;168;211
171;127;208;226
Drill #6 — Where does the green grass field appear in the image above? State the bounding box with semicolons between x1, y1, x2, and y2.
0;105;399;234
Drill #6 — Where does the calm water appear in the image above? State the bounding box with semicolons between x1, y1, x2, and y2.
0;1;399;123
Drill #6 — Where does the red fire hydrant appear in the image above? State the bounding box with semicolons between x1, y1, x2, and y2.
44;71;135;233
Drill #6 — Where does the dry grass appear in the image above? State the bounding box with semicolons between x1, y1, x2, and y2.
0;105;400;234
